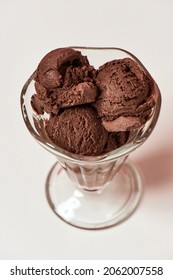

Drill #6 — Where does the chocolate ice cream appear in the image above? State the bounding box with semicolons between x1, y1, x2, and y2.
31;47;155;156
46;106;108;156
31;48;97;114
103;131;130;154
95;58;154;131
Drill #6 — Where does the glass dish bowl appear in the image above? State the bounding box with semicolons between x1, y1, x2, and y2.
20;47;161;229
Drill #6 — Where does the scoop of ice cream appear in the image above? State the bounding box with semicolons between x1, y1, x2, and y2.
95;58;154;131
36;48;90;89
46;106;108;156
31;48;97;114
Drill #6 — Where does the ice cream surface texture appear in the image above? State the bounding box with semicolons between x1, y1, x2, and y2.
31;48;97;114
31;47;155;156
95;58;154;131
46;106;108;156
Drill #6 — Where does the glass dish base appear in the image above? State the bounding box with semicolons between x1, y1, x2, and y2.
45;161;143;229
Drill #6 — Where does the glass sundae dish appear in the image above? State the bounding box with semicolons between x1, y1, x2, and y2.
20;47;161;229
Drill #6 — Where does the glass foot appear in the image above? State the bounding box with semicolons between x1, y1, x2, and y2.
45;161;143;229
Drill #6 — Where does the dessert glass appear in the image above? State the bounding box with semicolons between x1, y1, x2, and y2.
20;47;161;229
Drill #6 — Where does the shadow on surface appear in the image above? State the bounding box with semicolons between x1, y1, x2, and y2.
136;144;173;189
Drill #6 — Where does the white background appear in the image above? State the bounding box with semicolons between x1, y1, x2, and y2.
0;0;173;260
